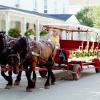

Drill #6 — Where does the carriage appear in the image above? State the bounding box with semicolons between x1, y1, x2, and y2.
39;25;100;80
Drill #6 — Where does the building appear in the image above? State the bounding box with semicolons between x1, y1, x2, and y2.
0;5;82;41
14;0;69;14
31;0;69;14
19;0;100;14
32;0;100;14
0;5;98;42
68;0;100;14
69;0;100;6
1;0;100;14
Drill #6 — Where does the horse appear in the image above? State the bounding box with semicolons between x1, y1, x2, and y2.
8;37;56;92
0;33;22;89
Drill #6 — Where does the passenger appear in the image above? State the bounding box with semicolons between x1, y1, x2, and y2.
50;29;60;49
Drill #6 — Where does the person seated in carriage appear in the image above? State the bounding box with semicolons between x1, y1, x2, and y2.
48;29;67;63
48;29;60;49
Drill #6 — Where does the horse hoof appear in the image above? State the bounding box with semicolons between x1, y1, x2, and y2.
14;81;20;86
51;82;56;85
51;80;56;85
26;88;33;92
31;85;35;89
44;85;50;89
5;85;12;89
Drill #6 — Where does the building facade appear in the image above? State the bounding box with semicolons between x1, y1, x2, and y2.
1;0;100;14
32;0;100;14
14;0;69;14
0;5;78;41
27;0;100;14
0;5;98;42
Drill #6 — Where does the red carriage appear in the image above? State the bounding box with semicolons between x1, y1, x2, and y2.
39;25;100;80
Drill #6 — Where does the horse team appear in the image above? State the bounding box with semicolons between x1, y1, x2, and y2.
0;32;56;92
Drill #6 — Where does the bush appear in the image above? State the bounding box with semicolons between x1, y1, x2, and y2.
24;29;34;37
40;30;48;36
8;28;21;38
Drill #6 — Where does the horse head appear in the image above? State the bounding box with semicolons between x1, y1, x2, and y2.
7;37;28;74
7;47;20;74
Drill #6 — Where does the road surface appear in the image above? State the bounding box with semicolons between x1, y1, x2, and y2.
0;68;100;100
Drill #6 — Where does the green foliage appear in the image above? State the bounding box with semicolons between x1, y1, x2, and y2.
91;6;100;28
24;29;34;37
76;6;100;28
40;30;48;36
8;28;21;38
76;8;94;27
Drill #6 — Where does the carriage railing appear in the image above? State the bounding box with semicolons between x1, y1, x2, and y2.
59;40;99;61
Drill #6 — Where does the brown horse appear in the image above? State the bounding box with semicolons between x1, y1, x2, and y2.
8;37;56;92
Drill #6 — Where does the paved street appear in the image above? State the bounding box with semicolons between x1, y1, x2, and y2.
0;68;100;100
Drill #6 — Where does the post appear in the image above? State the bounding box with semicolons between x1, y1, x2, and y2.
71;32;73;40
5;12;10;35
61;30;66;40
35;19;40;41
22;17;27;36
78;27;80;40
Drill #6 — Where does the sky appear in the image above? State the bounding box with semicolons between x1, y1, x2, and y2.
0;0;70;13
0;0;16;6
0;0;34;10
1;0;100;14
0;0;65;10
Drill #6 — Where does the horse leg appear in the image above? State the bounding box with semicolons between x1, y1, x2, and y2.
47;56;56;85
14;71;22;85
7;71;13;88
32;71;36;88
51;71;56;85
31;56;37;89
1;71;13;89
44;68;51;89
25;68;34;92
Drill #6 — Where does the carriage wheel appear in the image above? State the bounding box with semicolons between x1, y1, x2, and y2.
95;68;100;73
72;64;81;80
92;58;100;73
39;70;47;78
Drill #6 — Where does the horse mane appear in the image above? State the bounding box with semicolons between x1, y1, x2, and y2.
14;37;29;59
0;33;7;53
16;37;27;48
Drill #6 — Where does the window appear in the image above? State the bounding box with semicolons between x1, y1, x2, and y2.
15;21;21;31
44;0;48;13
44;10;47;13
44;0;47;9
33;0;37;11
26;22;29;30
0;19;5;32
10;21;21;31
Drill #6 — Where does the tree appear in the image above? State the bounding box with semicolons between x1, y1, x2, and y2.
76;8;94;27
76;6;100;28
91;6;100;28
